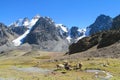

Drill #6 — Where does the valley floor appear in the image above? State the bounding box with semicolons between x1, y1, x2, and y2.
0;50;120;80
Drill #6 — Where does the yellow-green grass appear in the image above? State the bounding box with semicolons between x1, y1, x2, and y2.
38;58;120;80
0;66;95;80
34;56;51;59
0;52;120;80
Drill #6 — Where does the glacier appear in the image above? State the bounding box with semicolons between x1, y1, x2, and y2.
55;24;68;32
12;15;40;46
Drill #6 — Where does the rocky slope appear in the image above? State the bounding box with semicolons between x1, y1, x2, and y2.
8;15;87;52
24;17;69;52
0;23;15;45
68;30;120;54
66;41;120;58
0;23;16;52
55;24;69;39
68;14;120;54
87;14;112;35
69;26;86;43
111;14;120;30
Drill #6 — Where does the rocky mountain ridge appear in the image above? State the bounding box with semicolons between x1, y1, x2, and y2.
23;16;69;52
9;15;87;44
0;14;118;52
68;14;120;54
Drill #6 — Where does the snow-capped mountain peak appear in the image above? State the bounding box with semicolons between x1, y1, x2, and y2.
76;29;86;41
55;24;68;32
11;15;90;46
33;14;41;20
12;15;40;46
66;36;72;43
9;19;23;27
67;27;87;43
22;17;30;27
28;15;40;28
77;28;86;33
9;15;41;28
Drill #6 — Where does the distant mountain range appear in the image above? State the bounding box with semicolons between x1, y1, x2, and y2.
9;15;87;44
68;14;120;54
0;14;117;52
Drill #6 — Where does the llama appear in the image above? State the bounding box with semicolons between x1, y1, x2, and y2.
56;64;65;69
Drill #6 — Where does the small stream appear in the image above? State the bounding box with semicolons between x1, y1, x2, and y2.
0;67;112;80
13;66;53;74
0;78;15;80
85;69;113;80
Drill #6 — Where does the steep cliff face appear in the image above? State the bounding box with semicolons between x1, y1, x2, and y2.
68;14;120;54
111;15;120;30
24;17;69;52
70;27;80;39
0;23;8;46
55;24;69;39
0;23;15;46
9;26;27;36
0;23;17;52
69;26;86;42
88;14;112;35
24;17;59;44
68;30;120;54
68;34;99;54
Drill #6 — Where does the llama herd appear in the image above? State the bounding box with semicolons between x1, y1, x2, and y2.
56;60;82;71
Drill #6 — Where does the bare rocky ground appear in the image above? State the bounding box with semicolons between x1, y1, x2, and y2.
63;41;120;60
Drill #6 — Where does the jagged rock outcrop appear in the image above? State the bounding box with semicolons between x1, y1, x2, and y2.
9;26;27;35
68;30;120;54
70;26;81;39
0;23;15;45
69;26;86;42
88;14;112;35
0;23;16;52
68;34;99;54
0;23;9;46
24;17;69;52
9;18;30;35
68;14;120;54
111;15;120;30
55;24;69;39
97;30;120;48
24;17;59;44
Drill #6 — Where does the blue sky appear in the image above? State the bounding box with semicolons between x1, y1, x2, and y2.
0;0;120;28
